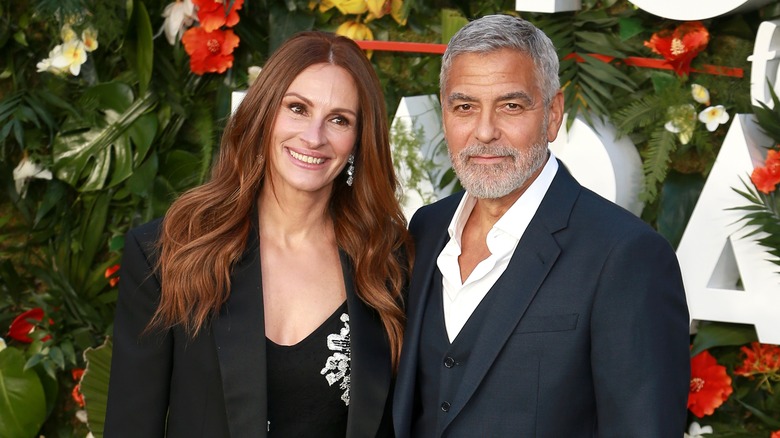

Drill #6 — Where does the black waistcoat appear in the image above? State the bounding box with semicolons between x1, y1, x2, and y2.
411;270;498;438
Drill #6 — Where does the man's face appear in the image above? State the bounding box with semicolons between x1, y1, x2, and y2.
441;48;563;200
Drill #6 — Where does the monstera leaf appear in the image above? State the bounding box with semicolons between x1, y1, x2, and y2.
80;338;112;438
0;347;47;438
53;82;157;192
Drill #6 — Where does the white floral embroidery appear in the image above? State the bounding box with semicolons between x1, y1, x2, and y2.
320;313;350;406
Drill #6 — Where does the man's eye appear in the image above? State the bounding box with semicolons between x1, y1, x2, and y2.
456;104;472;111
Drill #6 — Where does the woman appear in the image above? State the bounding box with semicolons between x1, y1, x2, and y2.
104;31;411;437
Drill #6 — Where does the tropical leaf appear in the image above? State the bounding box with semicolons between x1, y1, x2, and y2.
0;347;47;438
690;321;757;356
52;83;157;192
641;127;677;202
81;338;113;438
728;179;780;268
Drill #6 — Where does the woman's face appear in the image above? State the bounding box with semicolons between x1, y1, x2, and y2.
268;63;359;197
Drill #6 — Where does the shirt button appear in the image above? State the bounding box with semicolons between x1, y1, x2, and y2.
440;401;451;412
443;357;455;368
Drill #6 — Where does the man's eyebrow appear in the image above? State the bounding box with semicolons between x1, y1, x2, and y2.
446;92;474;104
498;91;534;106
446;91;535;106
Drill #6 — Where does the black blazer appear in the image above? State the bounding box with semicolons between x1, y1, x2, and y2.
105;218;394;437
393;163;690;437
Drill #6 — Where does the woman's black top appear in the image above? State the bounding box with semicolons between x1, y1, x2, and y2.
266;301;351;437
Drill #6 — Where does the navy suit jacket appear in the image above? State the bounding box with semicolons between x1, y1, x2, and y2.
105;218;394;437
393;163;690;437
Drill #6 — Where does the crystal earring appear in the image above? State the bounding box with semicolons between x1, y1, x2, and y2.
346;154;355;187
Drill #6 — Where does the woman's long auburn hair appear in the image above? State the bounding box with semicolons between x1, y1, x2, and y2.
150;31;413;369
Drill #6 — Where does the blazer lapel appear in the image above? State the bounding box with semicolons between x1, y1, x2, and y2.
342;251;393;438
212;220;268;437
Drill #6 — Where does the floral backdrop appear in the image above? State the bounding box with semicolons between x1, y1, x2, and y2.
0;0;779;437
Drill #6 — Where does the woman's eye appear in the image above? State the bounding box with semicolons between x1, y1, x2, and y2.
289;103;305;114
331;116;350;127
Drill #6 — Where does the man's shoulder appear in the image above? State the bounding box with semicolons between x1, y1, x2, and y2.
410;192;464;229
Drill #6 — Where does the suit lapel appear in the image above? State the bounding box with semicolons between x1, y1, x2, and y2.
440;227;561;431
212;219;268;437
394;195;462;436
342;250;393;438
440;162;581;433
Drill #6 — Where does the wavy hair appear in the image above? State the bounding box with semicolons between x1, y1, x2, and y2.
151;31;412;368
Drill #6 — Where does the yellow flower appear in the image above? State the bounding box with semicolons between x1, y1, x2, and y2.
664;104;696;145
327;0;368;15
81;27;99;52
61;24;78;43
336;20;373;41
691;84;710;105
391;0;407;25
365;0;387;17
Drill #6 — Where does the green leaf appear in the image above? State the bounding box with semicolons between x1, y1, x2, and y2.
52;87;156;192
81;338;113;438
738;400;780;428
691;321;757;355
0;347;47;438
268;4;315;53
657;171;705;248
618;17;644;41
441;9;468;44
125;0;154;94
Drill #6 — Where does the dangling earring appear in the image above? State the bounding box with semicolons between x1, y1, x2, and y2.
346;154;355;187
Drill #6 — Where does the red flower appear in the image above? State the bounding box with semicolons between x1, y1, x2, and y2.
734;342;780;377
688;349;733;417
751;150;780;194
8;308;52;343
644;21;709;77
105;264;120;287
71;368;86;407
771;431;780;438
182;27;240;75
193;0;244;32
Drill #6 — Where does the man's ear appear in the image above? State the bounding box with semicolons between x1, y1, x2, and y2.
546;91;565;142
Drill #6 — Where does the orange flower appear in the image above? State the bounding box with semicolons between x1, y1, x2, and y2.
193;0;244;32
751;150;780;194
71;368;85;407
182;27;240;75
7;308;53;343
644;21;709;77
688;349;733;417
734;342;780;391
105;264;120;287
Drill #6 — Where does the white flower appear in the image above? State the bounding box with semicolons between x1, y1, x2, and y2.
13;157;53;198
684;421;713;438
161;0;197;45
664;104;696;144
81;27;99;52
0;337;6;351
247;66;262;86
75;409;88;423
42;39;88;76
691;84;710;105
698;105;729;132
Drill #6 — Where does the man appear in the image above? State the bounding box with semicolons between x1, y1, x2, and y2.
392;15;690;437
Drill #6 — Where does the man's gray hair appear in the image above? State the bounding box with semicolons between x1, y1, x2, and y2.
440;15;560;105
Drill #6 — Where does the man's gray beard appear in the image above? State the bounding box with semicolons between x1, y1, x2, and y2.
449;141;548;199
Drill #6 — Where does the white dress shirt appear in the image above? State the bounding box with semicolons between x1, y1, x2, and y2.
436;154;559;342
